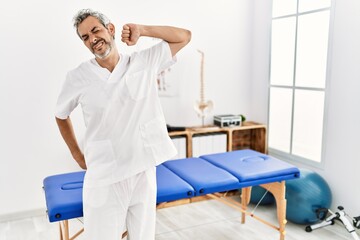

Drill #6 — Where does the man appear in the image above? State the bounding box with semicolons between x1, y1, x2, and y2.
55;9;191;240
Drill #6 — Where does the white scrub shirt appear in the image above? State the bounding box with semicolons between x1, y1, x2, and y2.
55;41;177;188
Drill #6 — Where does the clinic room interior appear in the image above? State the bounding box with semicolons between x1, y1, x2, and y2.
1;0;360;239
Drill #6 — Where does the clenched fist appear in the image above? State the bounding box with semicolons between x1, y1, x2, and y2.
121;23;141;46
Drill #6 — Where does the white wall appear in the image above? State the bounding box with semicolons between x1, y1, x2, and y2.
160;2;253;126
251;0;360;217
0;0;253;218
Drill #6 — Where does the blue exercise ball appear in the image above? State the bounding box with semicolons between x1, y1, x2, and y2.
286;168;332;224
250;186;275;205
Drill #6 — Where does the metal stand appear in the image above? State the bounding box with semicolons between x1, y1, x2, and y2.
305;206;360;240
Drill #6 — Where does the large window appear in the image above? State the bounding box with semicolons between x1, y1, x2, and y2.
269;0;332;164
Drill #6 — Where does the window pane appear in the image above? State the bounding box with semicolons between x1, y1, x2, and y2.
292;90;324;162
270;17;296;86
272;0;297;18
269;88;293;152
299;0;331;13
295;11;330;88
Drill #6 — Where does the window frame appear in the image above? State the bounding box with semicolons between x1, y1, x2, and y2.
267;0;335;168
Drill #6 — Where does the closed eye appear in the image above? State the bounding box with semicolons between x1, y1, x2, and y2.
81;35;88;41
91;27;100;34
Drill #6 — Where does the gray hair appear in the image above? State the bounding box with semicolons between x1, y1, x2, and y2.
73;9;111;38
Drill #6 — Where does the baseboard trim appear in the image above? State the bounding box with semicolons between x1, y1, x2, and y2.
0;208;46;222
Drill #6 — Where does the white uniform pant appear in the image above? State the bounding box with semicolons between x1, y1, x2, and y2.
83;167;157;240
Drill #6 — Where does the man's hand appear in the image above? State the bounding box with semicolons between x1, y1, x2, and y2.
72;150;87;170
121;24;141;46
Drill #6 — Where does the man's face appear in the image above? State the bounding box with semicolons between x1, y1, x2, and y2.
77;16;115;59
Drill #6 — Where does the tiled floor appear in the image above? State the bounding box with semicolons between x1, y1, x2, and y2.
0;198;358;240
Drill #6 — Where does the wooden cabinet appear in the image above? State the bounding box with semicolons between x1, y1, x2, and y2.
168;121;267;157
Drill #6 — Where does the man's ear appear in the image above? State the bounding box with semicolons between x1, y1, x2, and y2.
107;23;115;38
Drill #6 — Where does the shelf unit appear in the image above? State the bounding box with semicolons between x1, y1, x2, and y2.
168;121;267;157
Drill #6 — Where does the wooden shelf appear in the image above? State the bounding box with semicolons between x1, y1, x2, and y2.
168;121;267;157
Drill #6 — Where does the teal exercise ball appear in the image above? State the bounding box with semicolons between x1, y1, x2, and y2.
286;168;332;224
250;186;275;205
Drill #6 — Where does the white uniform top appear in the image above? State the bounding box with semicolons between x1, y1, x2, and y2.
56;41;177;188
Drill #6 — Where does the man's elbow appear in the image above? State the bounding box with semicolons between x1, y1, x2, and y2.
179;30;191;49
184;29;192;45
170;29;192;56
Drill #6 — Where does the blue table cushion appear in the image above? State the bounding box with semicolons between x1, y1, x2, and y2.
200;150;300;185
156;164;195;203
44;167;196;222
43;171;85;222
43;150;300;223
163;158;240;195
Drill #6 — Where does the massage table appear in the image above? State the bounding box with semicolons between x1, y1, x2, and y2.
43;149;300;240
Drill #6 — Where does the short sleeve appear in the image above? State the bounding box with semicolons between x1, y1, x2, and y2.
138;41;177;73
55;72;81;119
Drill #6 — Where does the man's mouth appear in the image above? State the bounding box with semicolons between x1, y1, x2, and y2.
93;40;104;51
91;39;112;59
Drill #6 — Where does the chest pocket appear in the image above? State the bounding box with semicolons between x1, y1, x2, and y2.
125;70;150;101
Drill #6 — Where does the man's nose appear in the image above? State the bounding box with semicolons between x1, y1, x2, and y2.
89;34;97;43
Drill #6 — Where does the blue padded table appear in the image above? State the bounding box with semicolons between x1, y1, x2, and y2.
43;171;85;240
43;164;195;240
43;171;85;222
200;149;299;185
43;150;300;240
199;149;300;240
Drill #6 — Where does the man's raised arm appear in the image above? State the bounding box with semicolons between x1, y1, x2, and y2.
121;24;191;57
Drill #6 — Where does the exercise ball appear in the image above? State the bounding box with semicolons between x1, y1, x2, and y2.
286;168;332;224
250;186;275;205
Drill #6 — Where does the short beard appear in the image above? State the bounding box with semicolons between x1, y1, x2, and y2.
94;43;112;59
